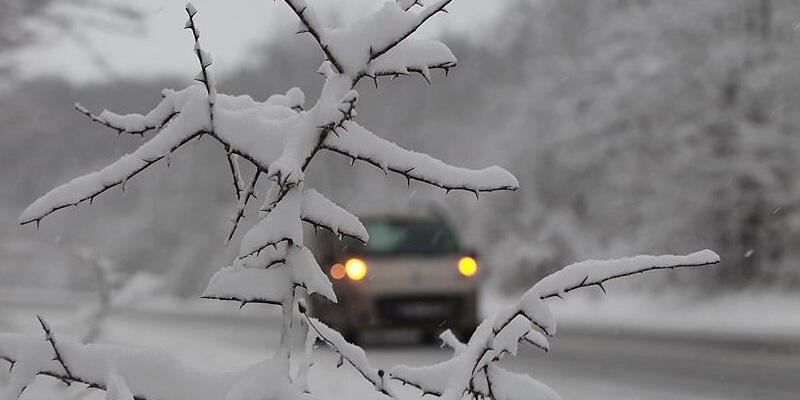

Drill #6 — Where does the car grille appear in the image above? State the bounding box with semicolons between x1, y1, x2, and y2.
377;295;462;322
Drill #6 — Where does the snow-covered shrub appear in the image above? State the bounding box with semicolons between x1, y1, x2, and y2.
1;2;719;400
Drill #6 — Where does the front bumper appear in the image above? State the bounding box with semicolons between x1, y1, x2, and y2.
312;290;478;333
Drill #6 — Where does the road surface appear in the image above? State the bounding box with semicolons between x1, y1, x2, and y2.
2;300;799;400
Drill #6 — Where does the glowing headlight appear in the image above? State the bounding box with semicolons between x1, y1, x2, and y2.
458;256;478;277
345;258;367;280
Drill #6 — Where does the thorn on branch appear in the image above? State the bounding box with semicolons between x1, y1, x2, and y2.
416;70;431;85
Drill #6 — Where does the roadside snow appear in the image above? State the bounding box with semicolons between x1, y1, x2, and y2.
482;288;800;344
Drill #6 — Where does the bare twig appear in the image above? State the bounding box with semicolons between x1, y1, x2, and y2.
238;238;295;261
36;315;75;385
281;0;343;73
226;169;262;242
185;3;244;199
200;295;283;308
300;217;367;244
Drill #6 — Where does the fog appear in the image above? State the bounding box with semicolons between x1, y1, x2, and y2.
2;0;800;296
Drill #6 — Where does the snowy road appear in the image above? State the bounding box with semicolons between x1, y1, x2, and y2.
3;302;800;400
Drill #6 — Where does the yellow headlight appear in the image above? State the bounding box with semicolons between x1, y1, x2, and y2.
345;258;367;280
458;256;478;277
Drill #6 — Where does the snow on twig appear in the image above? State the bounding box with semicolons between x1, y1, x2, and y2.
299;308;392;397
323;121;519;194
74;101;177;137
0;331;235;400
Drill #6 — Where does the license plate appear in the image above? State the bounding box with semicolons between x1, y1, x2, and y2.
394;301;453;319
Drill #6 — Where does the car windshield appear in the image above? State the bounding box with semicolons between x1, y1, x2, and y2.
355;217;460;256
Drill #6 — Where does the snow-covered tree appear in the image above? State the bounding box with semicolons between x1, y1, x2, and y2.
1;2;719;400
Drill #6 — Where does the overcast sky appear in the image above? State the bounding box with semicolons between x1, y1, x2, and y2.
10;0;506;84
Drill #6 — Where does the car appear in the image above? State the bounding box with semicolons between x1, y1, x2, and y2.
309;212;480;343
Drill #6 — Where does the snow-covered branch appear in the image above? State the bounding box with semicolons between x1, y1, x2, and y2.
363;38;456;85
322;121;519;195
298;308;392;397
0;330;253;400
532;250;721;300
300;189;368;243
226;170;261;242
203;245;335;308
74;101;177;137
19;113;206;226
364;0;454;65
389;251;719;400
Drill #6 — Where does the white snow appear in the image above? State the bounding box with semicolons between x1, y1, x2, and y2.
95;95;175;134
105;371;134;400
367;38;456;79
301;189;368;242
438;330;466;354
0;333;240;400
324;0;453;73
323;121;519;193
285;247;336;302
530;250;720;299
239;187;303;259
1;334;52;400
484;366;561;400
204;246;335;306
19;85;211;225
305;317;384;390
492;314;534;358
202;265;292;306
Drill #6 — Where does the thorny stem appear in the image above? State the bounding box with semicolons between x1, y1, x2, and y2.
185;4;243;199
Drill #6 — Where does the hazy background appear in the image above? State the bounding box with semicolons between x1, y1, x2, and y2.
2;0;800;298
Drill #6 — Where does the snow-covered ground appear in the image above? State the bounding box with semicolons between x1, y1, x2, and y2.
484;288;800;345
2;288;799;400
